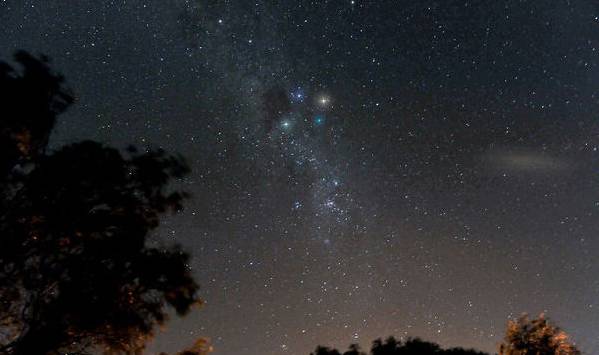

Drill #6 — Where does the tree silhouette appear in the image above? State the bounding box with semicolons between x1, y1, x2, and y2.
499;314;581;355
0;52;200;354
343;344;367;355
312;337;488;355
316;316;582;355
311;346;342;355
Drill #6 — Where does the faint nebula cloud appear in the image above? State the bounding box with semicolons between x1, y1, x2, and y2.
482;147;573;175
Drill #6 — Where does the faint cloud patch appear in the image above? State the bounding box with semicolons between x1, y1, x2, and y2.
483;147;572;175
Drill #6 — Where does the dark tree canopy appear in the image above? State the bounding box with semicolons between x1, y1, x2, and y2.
0;52;200;354
499;314;581;355
0;51;72;181
311;337;488;355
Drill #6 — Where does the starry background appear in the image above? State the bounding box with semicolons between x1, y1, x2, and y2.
2;1;599;354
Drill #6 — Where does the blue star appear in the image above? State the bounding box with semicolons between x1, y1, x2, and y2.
290;87;305;103
280;120;292;130
313;114;325;126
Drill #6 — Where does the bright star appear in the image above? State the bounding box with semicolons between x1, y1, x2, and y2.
290;87;305;103
313;114;325;126
318;95;330;106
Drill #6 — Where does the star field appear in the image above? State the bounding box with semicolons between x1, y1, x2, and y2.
2;1;599;354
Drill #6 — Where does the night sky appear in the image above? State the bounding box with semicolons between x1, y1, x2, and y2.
3;1;599;354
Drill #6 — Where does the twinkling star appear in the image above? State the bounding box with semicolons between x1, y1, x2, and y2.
290;87;305;103
317;95;331;108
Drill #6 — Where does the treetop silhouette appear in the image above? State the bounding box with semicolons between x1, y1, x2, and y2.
311;314;581;355
0;51;200;354
311;337;488;355
499;314;580;355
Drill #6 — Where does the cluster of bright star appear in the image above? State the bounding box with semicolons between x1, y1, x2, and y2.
267;87;355;242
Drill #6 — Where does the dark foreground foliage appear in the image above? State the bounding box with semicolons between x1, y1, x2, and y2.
312;314;582;355
311;337;488;355
0;52;201;354
498;314;580;355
